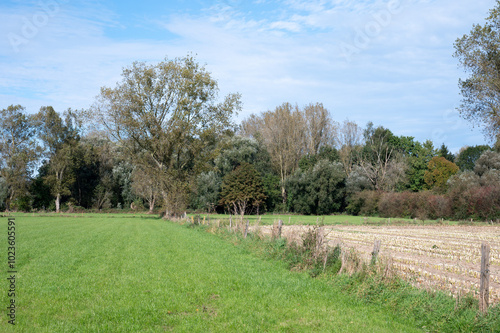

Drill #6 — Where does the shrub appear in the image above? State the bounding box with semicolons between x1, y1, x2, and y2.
378;192;416;218
346;190;381;216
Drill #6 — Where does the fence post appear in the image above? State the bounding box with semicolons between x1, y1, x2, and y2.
479;242;491;314
278;219;283;239
316;226;324;256
244;219;249;238
371;239;381;265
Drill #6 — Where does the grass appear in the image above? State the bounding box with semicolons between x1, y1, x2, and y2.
186;212;463;226
1;213;421;332
207;225;500;333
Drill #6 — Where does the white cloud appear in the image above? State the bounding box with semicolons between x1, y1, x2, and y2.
0;0;496;149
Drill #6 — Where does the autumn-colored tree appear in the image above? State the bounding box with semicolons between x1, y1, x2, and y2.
424;156;459;192
219;162;267;217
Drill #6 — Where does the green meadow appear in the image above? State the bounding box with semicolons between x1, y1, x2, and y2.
186;213;460;226
1;214;421;332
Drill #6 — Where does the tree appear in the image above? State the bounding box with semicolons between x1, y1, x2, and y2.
424;157;459;193
302;103;336;155
474;150;500;175
93;55;241;216
454;1;500;142
191;171;221;213
356;123;407;191
336;119;363;176
438;144;455;162
240;103;305;203
0;105;40;210
455;145;491;171
287;160;345;215
214;136;272;177
131;166;160;212
399;139;437;192
219;162;267;217
35;106;81;212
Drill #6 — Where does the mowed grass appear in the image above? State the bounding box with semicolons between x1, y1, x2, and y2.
187;213;460;226
1;214;421;332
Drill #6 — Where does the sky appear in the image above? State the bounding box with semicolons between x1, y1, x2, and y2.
0;0;497;153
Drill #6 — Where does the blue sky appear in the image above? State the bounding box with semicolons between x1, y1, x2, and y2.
0;0;497;152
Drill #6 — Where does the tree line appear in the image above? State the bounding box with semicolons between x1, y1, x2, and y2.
1;95;499;220
2;0;500;220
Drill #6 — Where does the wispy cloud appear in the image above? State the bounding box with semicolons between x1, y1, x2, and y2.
0;0;496;151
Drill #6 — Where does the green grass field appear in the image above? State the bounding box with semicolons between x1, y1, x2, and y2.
1;214;421;332
186;213;460;226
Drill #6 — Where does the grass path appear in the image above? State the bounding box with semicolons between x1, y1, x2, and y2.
1;215;420;332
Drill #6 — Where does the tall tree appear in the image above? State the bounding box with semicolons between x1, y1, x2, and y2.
93;55;241;216
438;143;455;162
356;123;407;191
302;103;336;155
240;103;305;203
454;1;500;141
35;106;81;212
455;145;491;171
0;105;40;210
336;119;363;176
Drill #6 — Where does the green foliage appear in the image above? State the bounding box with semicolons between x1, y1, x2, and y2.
454;1;500;141
94;55;241;215
438;143;455;162
456;145;491;171
0;105;41;209
11;195;32;212
346;190;381;216
30;162;53;210
405;140;437;192
219;162;267;215
299;145;340;171
214;135;273;177
262;173;282;212
287;160;346;215
0;177;7;210
474;150;500;176
192;171;221;212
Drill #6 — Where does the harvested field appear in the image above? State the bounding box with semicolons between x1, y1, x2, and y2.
255;224;500;304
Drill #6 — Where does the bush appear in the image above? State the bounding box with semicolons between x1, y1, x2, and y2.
11;195;32;212
378;192;415;218
346;190;381;216
377;191;451;220
449;185;500;220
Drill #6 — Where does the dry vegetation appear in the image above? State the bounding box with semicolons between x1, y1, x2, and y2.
256;223;500;304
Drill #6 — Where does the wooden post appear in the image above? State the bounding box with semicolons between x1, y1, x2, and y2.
278;219;283;239
316;226;324;255
371;239;381;265
479;242;491;314
244;219;249;238
229;215;232;229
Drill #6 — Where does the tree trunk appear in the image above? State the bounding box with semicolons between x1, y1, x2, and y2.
55;193;61;213
162;190;169;218
149;196;155;213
